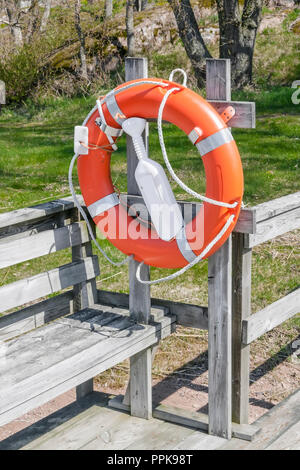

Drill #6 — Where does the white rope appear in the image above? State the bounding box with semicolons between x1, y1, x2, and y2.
157;87;238;209
136;214;235;284
68;153;130;267
169;68;187;87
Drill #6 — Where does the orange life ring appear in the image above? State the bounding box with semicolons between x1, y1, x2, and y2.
77;78;243;269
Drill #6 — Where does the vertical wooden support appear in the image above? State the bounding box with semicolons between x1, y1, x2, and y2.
208;238;232;439
206;58;232;439
232;233;251;424
72;210;98;400
125;57;152;419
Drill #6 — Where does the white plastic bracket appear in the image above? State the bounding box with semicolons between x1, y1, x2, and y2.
74;126;89;155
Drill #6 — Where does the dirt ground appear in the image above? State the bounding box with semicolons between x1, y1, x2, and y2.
0;324;299;443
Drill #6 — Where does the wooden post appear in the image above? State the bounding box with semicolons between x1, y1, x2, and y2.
125;57;152;419
72;210;98;400
206;58;232;439
232;233;251;424
0;81;5;114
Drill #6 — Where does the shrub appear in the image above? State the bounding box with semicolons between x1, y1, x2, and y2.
0;44;44;103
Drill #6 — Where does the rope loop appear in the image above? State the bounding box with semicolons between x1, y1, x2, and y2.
169;68;188;87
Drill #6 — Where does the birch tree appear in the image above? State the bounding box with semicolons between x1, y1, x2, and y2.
74;0;88;79
40;0;52;32
126;0;135;56
105;0;113;18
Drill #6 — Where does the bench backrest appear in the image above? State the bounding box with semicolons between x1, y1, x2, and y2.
0;197;99;342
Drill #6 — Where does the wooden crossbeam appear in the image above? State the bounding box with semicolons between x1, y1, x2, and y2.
242;288;300;345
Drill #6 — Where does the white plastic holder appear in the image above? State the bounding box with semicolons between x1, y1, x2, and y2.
74;126;89;155
122;117;184;241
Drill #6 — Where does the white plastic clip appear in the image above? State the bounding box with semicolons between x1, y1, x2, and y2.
74;126;88;155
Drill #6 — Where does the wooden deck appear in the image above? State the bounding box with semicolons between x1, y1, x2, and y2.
0;390;299;450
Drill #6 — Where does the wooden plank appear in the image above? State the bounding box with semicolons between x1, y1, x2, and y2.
124;56;152;420
73;235;98;400
0;80;5;105
153;404;259;442
0;209;76;239
207;101;256;129
265;420;300;450
206;58;233;440
220;389;300;450
0;221;90;269
108;396;259;442
0;315;175;427
206;58;231;102
0;291;74;342
147;100;255;128
97;289;209;329
253;191;300;222
0;195;84;229
245;205;300;248
208;238;232;439
25;401;127;450
0;256;100;314
231;232;251;424
125;420;193;450
173;430;226;450
242;288;300;345
0;392;108;450
122;194;256;234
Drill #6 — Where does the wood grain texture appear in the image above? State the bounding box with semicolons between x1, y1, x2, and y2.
0;195;84;230
0;291;74;342
245;205;300;247
242;288;300;345
97;289;208;329
220;389;300;450
122;194;256;234
206;58;231;101
253;191;300;222
206;59;233;440
0;221;90;269
208;100;256;128
231;233;251;425
109;396;259;442
208;238;232;439
0;209;76;240
0;313;175;427
0;256;100;314
124;56;152;420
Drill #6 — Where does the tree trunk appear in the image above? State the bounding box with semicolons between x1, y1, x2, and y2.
4;1;23;47
74;0;88;80
126;0;135;56
167;0;212;88
40;0;52;32
105;0;113;18
135;0;147;10
26;0;40;42
216;0;263;88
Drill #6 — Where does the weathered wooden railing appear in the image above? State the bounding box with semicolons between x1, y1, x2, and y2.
0;58;298;444
108;57;299;441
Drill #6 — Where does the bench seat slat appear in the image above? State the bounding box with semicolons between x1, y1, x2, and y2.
0;291;74;342
0;256;100;314
0;310;175;427
0;221;90;269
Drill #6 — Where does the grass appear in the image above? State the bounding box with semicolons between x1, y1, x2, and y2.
0;86;299;409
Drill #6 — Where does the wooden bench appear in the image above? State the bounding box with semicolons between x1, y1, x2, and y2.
0;197;175;428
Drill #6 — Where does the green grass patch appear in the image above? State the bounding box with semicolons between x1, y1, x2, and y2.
0;89;299;325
